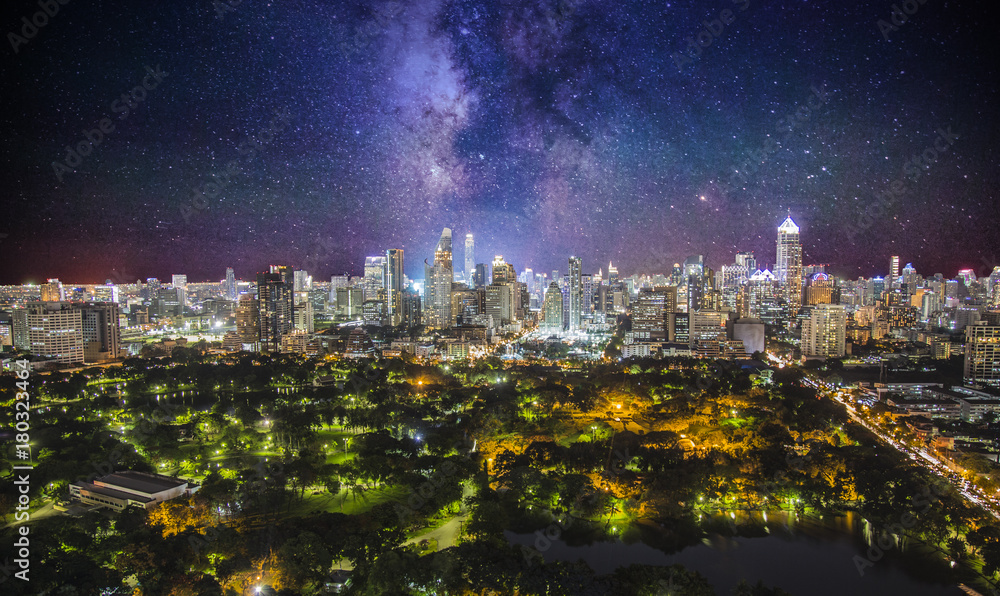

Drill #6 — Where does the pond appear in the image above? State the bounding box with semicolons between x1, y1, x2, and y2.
507;510;991;595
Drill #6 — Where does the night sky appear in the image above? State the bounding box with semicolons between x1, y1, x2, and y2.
2;0;999;285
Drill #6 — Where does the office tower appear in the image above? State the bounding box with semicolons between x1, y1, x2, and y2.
172;274;188;308
801;304;847;358
890;256;900;288
92;284;119;304
236;294;260;348
401;289;422;329
385;248;404;326
964;322;1000;387
581;274;595;318
335;287;365;319
989;266;1000;307
958;269;977;287
683;255;705;313
40;279;64;302
542;282;564;330
775;215;803;314
18;303;84;364
805;273;834;305
363;256;387;300
633;287;676;341
492;255;516;284
143;278;161;301
901;263;917;295
465;233;475;284
473;263;489;289
225;267;237;300
485;283;514;325
568;256;582;330
79;302;121;362
736;252;756;273
608;262;618;284
256;267;294;352
424;228;454;329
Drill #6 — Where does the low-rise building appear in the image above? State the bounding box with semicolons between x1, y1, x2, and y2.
69;471;199;511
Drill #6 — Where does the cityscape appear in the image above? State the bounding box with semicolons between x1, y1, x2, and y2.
3;0;1000;595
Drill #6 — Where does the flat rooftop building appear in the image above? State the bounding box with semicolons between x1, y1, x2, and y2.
69;471;199;511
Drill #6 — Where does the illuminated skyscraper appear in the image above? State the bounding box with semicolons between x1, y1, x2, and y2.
465;233;475;284
491;255;515;284
225;267;237;301
424;228;453;329
568;256;582;330
364;256;387;300
385;248;404;326
775;215;803;314
256;267;294;352
801;304;847;357
40;279;64;302
890;255;900;288
172;274;188;307
965;322;1000;387
542;282;564;330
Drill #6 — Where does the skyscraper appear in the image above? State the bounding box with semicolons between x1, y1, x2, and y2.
363;256;387;300
542;282;564;330
890;255;900;288
465;233;475;284
256;267;294;352
424;228;453;329
775;215;803;314
385;248;404;326
172;274;188;308
568;256;582;331
225;267;237;300
801;304;847;357
964;322;1000;387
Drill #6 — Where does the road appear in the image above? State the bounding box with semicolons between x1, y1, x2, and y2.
810;376;1000;519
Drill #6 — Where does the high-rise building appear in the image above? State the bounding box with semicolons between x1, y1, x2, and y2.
633;287;676;341
801;304;847;358
79;302;121;362
256;267;294;352
542;282;564;330
965;323;1000;387
223;267;236;301
424;228;454;329
683;255;705;313
775;215;803;315
491;255;516;284
236;295;260;349
363;256;387;300
473;263;489;289
172;274;188;308
385;248;404;326
465;233;475;284
16;302;84;364
40;279;64;302
889;256;900;288
568;256;582;331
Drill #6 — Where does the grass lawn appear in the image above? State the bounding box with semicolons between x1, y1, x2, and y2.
283;484;408;517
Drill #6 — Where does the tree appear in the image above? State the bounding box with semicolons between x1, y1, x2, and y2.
273;531;332;591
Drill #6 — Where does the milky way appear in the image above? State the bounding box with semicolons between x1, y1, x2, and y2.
2;0;999;283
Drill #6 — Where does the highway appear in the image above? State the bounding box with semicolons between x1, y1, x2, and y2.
807;375;1000;520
